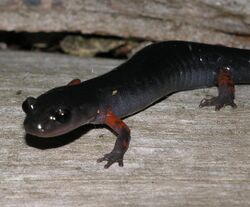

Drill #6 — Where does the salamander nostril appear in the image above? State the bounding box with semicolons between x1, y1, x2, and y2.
22;97;37;114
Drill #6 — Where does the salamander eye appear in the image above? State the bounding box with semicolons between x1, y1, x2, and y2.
22;97;37;114
54;108;71;123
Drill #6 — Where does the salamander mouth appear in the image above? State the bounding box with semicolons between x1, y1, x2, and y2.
23;121;74;137
23;118;68;138
23;113;96;138
24;124;70;138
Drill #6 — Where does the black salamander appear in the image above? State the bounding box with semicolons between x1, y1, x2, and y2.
22;41;250;168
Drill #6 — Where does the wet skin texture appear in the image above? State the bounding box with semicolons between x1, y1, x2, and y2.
22;41;250;168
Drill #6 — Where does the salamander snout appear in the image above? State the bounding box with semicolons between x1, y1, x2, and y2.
22;97;37;114
22;96;46;136
22;97;73;137
22;88;99;137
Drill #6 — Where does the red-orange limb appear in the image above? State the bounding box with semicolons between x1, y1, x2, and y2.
218;67;235;93
97;109;131;168
105;110;131;151
199;67;236;110
67;78;81;86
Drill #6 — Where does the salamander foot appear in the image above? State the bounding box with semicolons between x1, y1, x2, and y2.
97;151;124;169
199;67;237;111
199;96;237;111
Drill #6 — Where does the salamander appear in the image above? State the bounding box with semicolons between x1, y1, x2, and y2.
22;41;250;168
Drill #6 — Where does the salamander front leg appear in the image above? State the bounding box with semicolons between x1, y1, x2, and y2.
67;78;81;86
199;67;237;110
97;110;131;169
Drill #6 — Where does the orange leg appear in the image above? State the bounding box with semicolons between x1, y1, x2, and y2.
97;110;131;168
199;66;237;110
67;78;81;86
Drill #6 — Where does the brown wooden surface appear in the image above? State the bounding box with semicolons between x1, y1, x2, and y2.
0;0;250;47
0;51;250;206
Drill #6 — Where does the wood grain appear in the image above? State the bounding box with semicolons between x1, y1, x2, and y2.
0;51;249;206
0;0;250;47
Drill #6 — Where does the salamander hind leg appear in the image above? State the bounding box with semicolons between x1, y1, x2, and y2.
199;66;237;111
96;110;131;169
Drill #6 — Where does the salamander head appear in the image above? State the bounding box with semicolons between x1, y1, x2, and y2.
22;86;98;137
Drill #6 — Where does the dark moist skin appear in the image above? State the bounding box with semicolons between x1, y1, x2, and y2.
22;41;250;168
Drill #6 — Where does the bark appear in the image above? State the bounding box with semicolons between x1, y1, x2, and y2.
0;0;249;47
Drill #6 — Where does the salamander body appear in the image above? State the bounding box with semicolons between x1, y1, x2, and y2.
22;41;250;168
